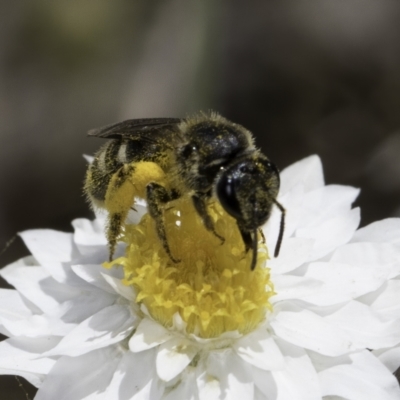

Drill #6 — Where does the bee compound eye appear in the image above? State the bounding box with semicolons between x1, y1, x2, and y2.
239;164;255;174
180;144;197;159
216;173;243;220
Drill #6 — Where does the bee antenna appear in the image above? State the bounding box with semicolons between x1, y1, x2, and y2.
272;199;285;257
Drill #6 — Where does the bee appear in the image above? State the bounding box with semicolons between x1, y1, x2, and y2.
84;112;285;270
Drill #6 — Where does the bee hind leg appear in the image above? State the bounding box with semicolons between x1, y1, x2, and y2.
146;182;180;263
104;164;136;261
107;213;123;261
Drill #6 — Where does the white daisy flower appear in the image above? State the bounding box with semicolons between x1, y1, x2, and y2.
1;155;400;400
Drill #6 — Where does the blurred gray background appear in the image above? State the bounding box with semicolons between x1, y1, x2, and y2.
2;1;400;397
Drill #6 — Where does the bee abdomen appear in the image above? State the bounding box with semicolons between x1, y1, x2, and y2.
85;140;124;202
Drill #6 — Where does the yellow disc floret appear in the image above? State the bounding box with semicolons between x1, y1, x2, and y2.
108;197;275;339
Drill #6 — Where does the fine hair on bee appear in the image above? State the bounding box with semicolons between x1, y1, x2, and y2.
84;112;285;270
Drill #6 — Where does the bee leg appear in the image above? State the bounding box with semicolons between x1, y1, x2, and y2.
104;165;136;261
259;228;266;244
107;213;123;261
238;225;252;253
146;182;181;263
192;195;225;244
238;224;258;271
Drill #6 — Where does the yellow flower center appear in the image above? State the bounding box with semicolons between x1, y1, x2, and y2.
109;198;275;338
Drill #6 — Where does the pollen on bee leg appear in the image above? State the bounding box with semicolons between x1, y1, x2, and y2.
101;161;169;259
104;167;135;214
115;197;275;339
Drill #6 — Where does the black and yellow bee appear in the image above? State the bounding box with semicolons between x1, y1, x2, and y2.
84;112;285;270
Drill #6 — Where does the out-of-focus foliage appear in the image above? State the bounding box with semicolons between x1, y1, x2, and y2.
2;1;400;396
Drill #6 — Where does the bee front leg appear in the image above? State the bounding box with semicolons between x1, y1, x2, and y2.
237;224;258;271
238;224;252;253
192;195;225;244
146;182;180;263
259;228;266;244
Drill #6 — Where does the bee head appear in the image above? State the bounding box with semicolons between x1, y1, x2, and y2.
216;155;284;269
216;155;280;231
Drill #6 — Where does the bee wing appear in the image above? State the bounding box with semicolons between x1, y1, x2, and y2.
87;118;184;140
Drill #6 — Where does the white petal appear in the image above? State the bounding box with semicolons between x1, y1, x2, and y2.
319;350;400;400
47;286;116;327
105;349;164;400
279;155;324;196
374;346;400;373
129;318;173;352
163;369;198;400
44;304;136;357
252;368;276;400
1;260;80;313
352;218;400;244
19;230;79;285
0;288;33;319
305;350;350;373
83;154;94;163
255;340;321;400
0;336;59;373
72;218;107;247
296;207;360;260
126;198;148;225
363;281;400;319
233;327;285;370
324;301;400;350
0;336;60;387
271;275;323;304
298;185;359;229
299;261;392;306
156;337;197;381
35;346;122;400
0;289;33;336
268;238;314;275
101;273;136;301
206;349;254;400
71;264;118;294
72;218;112;262
1;313;76;338
270;309;355;356
265;183;305;249
254;388;269;400
197;370;221;400
330;242;400;278
271;360;321;400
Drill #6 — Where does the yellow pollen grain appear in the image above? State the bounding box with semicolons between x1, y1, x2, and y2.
112;197;275;338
